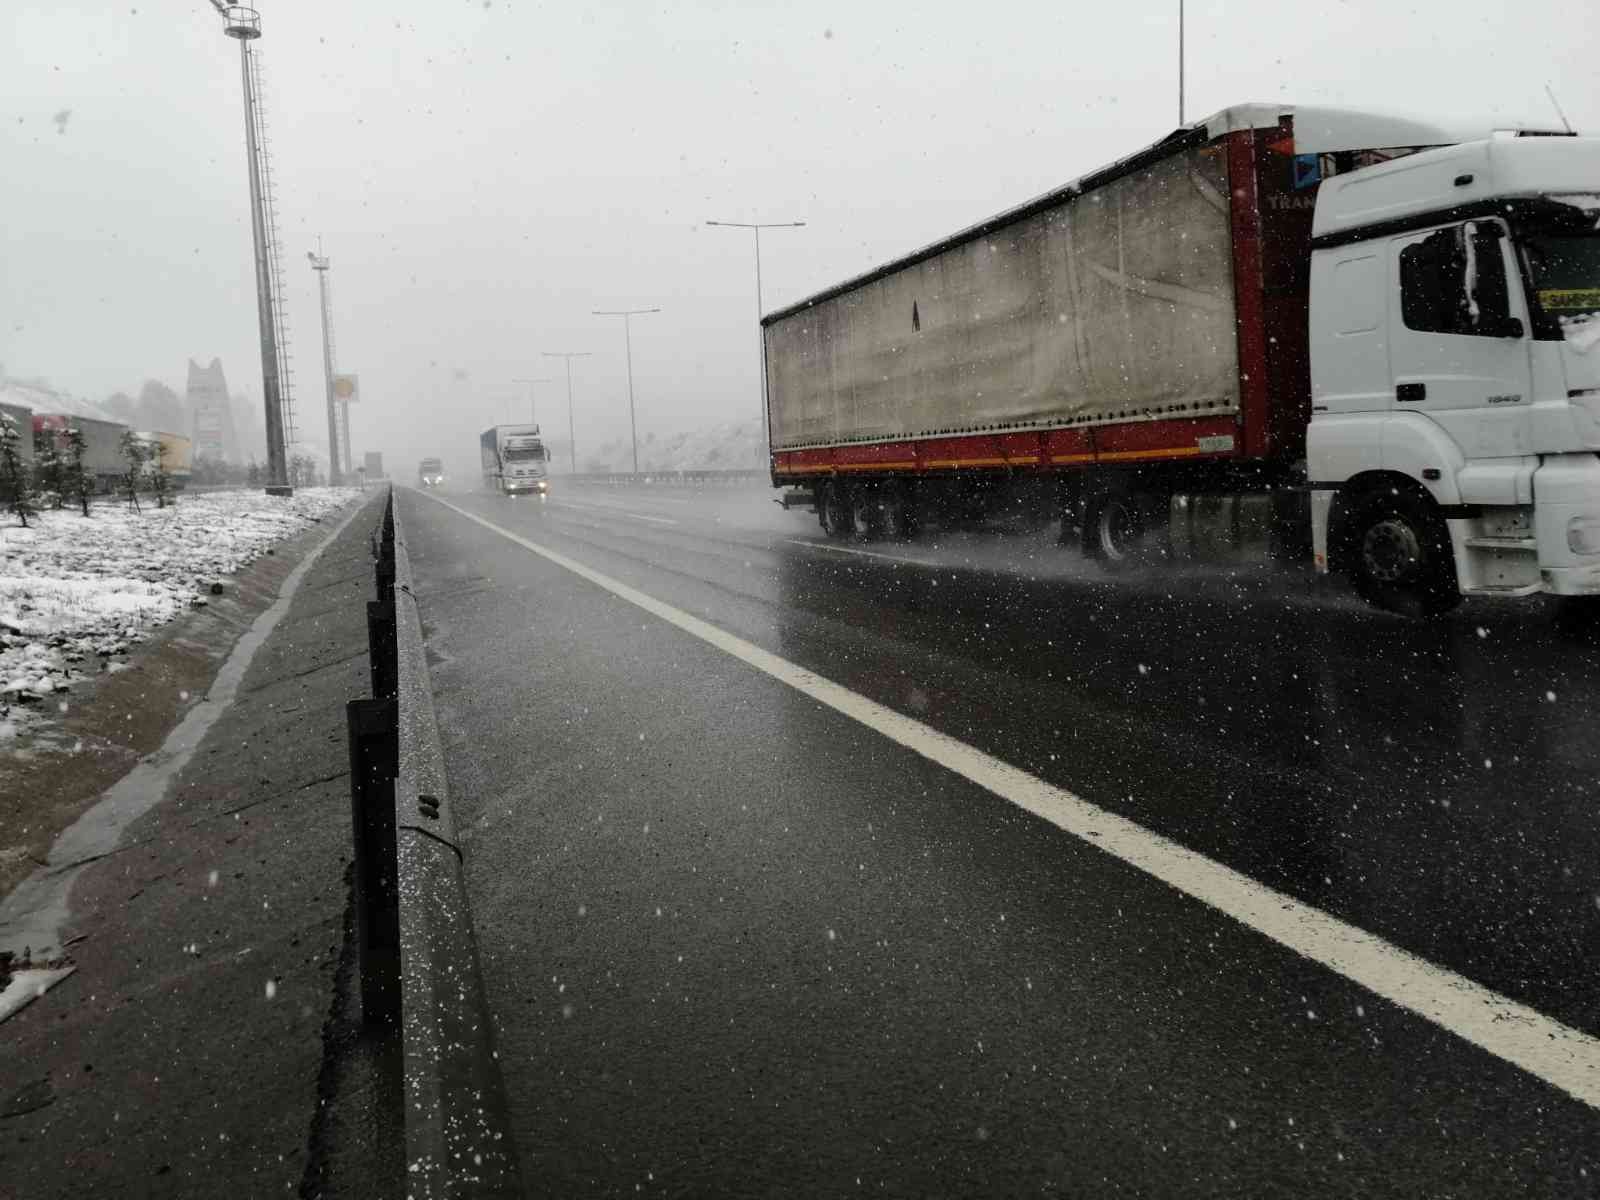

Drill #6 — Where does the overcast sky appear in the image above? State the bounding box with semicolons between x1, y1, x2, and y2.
3;1;1597;472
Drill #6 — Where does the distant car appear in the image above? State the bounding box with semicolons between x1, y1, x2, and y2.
418;457;445;489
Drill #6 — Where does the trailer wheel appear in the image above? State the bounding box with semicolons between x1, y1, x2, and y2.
818;481;851;539
880;490;917;541
1346;487;1460;617
1082;486;1166;571
849;488;881;541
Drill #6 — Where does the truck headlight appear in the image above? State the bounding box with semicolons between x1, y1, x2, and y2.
1567;516;1600;555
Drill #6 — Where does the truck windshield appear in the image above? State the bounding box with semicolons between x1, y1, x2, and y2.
504;447;544;461
1520;197;1600;330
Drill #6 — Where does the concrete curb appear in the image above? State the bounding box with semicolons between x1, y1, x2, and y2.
388;488;522;1194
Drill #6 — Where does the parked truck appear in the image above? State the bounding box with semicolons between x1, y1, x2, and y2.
33;413;129;494
764;103;1600;614
480;424;549;496
135;431;193;489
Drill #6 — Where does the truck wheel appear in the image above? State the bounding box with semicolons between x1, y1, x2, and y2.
850;489;880;541
880;490;916;541
818;482;851;539
1082;487;1165;571
1346;488;1460;617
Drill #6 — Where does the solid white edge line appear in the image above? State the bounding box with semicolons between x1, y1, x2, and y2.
423;491;1600;1111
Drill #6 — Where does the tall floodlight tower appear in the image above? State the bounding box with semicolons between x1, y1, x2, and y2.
308;249;341;484
210;2;292;494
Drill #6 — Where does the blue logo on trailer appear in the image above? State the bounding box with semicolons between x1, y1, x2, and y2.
1293;154;1322;190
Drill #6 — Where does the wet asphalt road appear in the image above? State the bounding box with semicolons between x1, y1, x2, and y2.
398;481;1600;1196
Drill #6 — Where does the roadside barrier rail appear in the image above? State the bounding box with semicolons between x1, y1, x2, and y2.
348;487;520;1196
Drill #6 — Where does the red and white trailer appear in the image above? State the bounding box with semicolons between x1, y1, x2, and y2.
763;104;1600;613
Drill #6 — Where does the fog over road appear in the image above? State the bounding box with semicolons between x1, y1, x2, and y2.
398;480;1600;1196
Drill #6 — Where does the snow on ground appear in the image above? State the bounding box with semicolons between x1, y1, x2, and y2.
588;417;763;473
0;487;360;740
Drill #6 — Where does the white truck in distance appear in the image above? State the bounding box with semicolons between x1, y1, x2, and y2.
480;423;550;496
761;105;1600;616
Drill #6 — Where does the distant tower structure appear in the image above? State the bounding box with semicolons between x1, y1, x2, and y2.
187;357;242;462
213;1;295;493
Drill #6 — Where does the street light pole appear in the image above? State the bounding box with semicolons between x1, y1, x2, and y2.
512;377;556;425
208;1;291;494
307;247;340;484
705;219;805;464
542;352;591;474
1178;0;1186;126
592;308;660;475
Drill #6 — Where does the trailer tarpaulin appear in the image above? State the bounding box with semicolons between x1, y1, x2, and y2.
766;143;1240;449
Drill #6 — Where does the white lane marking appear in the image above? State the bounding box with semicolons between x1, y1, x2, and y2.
783;538;942;568
424;492;1600;1110
546;499;678;526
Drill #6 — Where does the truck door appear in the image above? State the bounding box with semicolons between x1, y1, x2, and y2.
1387;218;1534;459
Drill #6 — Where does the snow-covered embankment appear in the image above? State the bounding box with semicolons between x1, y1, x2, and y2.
0;487;361;739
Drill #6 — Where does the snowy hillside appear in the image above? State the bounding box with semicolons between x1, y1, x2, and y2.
583;418;763;473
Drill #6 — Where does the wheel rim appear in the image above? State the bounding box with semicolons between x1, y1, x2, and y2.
1097;498;1141;562
1362;517;1421;583
819;485;844;535
822;486;849;537
851;495;874;538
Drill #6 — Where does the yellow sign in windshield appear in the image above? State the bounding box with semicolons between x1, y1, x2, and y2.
1539;288;1600;311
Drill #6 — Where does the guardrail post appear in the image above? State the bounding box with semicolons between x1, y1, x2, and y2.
367;599;397;700
347;696;400;1027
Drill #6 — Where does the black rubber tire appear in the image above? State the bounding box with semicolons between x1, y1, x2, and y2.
880;490;916;541
815;481;836;535
1345;487;1461;617
849;489;880;541
1082;487;1166;571
818;482;851;540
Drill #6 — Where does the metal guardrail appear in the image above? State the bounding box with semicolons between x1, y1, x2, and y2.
564;468;766;486
347;487;520;1196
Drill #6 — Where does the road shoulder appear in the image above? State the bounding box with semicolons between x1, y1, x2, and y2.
0;489;388;1198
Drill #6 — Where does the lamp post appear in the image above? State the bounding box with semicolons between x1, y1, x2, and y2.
206;1;291;494
1178;0;1186;125
307;248;340;484
592;308;659;475
704;220;805;463
542;352;591;474
512;377;557;425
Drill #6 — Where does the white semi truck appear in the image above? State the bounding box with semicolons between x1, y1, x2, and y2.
480;423;550;496
763;105;1600;615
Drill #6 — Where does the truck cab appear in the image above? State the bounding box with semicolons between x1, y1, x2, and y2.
1308;135;1600;611
481;424;550;496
